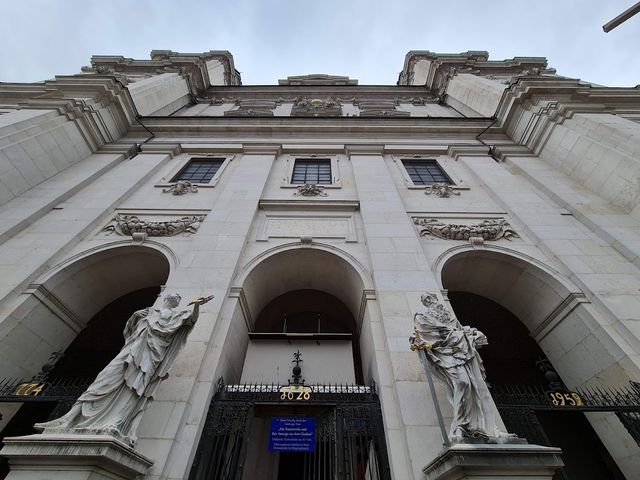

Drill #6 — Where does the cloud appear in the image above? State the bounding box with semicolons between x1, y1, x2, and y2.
0;0;638;86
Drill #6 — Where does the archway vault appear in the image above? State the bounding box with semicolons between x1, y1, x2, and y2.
231;242;374;335
0;243;171;379
435;245;586;342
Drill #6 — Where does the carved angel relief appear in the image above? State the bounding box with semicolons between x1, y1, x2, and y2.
104;214;205;237
413;218;519;241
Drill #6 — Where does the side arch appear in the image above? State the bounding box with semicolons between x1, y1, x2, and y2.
433;244;584;336
0;243;171;379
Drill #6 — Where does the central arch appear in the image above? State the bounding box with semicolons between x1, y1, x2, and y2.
190;244;391;480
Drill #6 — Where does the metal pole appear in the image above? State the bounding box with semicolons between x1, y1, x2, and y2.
419;349;451;448
603;2;640;32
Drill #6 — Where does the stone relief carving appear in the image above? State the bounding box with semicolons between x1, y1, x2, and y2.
424;183;460;198
224;99;277;117
409;293;515;441
413;218;519;241
293;184;328;197
292;96;342;117
356;98;410;117
35;293;214;444
162;180;198;195
104;214;205;237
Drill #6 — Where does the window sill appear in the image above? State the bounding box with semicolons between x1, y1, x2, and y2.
281;182;342;189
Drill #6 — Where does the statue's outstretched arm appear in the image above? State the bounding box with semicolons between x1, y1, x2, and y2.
186;294;214;325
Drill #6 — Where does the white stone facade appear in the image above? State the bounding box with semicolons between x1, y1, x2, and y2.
0;50;639;480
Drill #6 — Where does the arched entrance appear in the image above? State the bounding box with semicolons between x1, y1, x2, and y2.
0;245;170;478
190;245;390;480
440;248;638;479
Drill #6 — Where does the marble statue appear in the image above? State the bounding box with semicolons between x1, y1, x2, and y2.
35;293;214;445
410;292;511;442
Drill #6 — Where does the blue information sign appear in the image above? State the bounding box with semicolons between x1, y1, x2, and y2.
268;417;316;452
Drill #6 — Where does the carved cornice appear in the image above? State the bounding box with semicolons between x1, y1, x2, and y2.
398;50;550;90
0;75;139;151
86;50;241;94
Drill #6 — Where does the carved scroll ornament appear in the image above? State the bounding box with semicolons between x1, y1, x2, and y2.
414;218;518;241
424;183;460;198
162;180;198;195
104;214;205;237
294;184;328;197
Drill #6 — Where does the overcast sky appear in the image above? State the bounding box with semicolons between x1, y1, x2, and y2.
1;1;638;87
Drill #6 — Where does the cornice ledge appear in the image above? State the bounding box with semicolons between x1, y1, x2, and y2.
259;199;360;210
447;145;492;160
139;143;182;158
97;144;141;158
491;145;532;161
383;144;450;155
281;144;345;154
241;143;282;155
345;144;385;156
181;143;244;153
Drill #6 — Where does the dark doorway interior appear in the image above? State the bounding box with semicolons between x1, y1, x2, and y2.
254;289;363;384
448;291;626;480
0;286;160;479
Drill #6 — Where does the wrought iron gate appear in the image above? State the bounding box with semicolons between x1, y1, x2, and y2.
188;380;392;480
492;381;640;447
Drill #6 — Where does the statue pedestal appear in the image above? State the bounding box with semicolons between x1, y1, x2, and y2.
422;443;563;480
0;433;153;480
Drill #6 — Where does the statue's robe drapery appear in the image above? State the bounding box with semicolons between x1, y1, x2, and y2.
36;306;194;444
415;312;499;439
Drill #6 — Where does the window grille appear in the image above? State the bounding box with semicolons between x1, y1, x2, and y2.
401;160;452;185
172;159;224;184
291;159;332;184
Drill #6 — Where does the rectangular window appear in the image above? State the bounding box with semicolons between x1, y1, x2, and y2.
291;159;332;185
172;158;224;184
401;160;452;185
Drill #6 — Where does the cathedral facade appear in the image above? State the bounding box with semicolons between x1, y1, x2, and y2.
0;50;639;480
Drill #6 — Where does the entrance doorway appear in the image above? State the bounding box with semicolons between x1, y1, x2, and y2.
188;381;391;480
448;291;626;480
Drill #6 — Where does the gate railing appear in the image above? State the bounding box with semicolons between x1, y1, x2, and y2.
189;378;391;480
491;381;640;447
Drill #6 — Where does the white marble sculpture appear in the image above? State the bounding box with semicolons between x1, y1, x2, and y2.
35;293;214;445
410;293;511;442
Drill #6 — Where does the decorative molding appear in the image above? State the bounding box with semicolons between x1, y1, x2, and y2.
424;183;461;198
103;214;205;237
356;289;377;337
162;180;198;195
530;293;589;343
25;284;85;333
257;213;357;243
413;217;519;241
228;287;254;332
292;96;342;117
259;199;359;211
294;184;328;197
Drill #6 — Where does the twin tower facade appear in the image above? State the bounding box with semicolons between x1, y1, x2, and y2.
0;50;639;480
